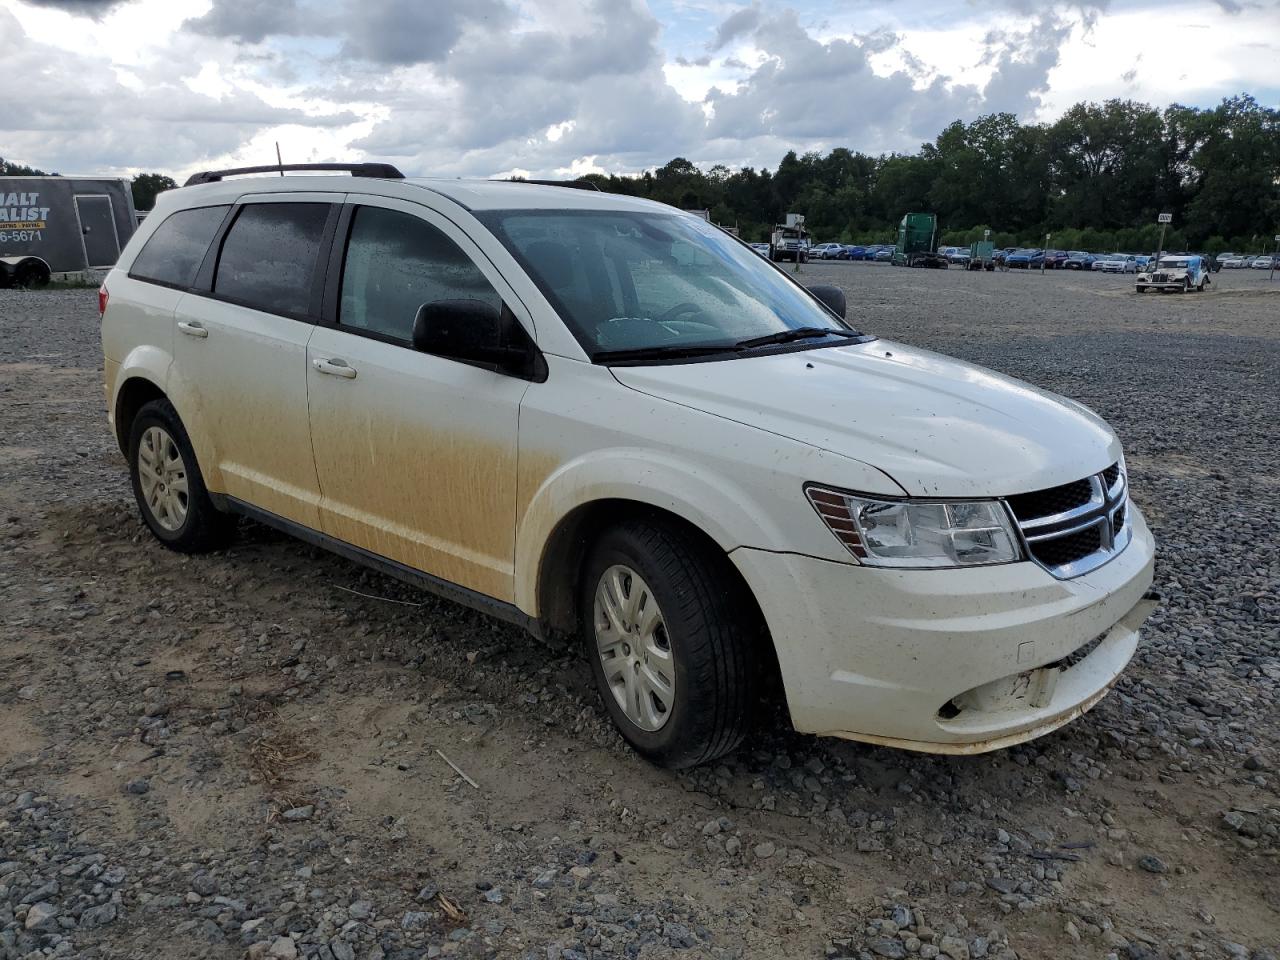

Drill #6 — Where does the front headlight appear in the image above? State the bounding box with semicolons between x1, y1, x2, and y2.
806;486;1022;568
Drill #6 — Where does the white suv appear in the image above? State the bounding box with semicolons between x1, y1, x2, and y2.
100;163;1156;768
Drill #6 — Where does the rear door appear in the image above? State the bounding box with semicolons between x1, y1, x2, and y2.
75;195;121;267
173;195;338;528
305;197;531;602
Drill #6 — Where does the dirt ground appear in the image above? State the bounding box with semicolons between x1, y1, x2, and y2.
1;265;1277;960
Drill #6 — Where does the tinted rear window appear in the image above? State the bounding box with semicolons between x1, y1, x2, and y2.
214;203;330;317
130;205;228;288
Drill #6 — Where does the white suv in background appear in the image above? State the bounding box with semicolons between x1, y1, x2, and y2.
100;163;1156;768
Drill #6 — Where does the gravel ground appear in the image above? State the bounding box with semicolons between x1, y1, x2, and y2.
1;266;1277;960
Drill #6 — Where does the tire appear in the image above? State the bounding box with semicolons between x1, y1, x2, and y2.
127;398;234;553
1136;286;1146;293
580;518;759;769
1181;279;1189;294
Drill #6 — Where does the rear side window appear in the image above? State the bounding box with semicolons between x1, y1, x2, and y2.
130;205;228;288
339;206;501;341
214;203;330;317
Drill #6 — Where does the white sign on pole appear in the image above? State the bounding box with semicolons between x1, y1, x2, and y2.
1158;213;1172;224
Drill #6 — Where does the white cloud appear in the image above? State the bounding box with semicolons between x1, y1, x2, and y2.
0;0;1274;180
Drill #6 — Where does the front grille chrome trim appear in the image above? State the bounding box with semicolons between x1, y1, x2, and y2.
1005;463;1130;579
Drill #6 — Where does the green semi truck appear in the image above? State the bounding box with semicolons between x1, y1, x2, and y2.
892;212;948;268
967;240;996;271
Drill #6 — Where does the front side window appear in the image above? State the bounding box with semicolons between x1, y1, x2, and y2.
339;206;501;341
130;205;229;288
479;209;859;362
214;203;330;317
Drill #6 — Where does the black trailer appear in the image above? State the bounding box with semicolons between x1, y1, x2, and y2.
0;176;138;273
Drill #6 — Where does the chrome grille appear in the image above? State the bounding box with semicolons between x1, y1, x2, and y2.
1005;462;1130;578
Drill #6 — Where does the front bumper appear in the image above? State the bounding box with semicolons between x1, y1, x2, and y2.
732;503;1156;753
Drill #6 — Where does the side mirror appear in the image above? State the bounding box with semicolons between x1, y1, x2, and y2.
412;299;545;381
413;299;501;360
806;284;847;320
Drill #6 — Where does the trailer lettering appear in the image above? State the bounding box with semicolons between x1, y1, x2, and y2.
0;192;50;230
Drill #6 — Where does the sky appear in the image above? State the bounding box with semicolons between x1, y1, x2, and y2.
1;0;1277;182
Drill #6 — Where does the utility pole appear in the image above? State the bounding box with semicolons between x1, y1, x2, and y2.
1272;234;1279;282
1041;233;1050;274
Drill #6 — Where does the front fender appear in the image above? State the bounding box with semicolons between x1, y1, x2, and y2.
513;443;863;616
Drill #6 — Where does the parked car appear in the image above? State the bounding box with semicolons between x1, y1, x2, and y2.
1064;251;1096;270
1005;248;1039;269
872;246;894;262
1135;254;1209;293
749;242;770;257
811;242;846;260
1214;252;1236;267
1252;256;1275;270
1218;255;1245;269
946;247;970;265
1095;254;1138;274
843;245;868;261
101;162;1155;767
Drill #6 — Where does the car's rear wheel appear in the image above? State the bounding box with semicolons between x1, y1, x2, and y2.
581;518;758;769
128;399;233;553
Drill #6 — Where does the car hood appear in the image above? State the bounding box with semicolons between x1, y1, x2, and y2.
610;339;1120;498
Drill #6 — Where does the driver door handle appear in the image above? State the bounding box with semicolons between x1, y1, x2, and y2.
177;320;208;339
313;356;357;379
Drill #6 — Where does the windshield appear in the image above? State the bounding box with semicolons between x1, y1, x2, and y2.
480;209;859;361
1158;258;1190;268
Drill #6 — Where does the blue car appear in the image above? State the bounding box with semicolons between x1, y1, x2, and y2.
1005;248;1039;269
1064;251;1096;270
844;245;867;261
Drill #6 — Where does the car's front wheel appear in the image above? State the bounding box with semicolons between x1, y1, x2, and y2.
581;518;759;769
128;399;233;552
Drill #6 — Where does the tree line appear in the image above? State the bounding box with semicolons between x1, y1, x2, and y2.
5;93;1276;253
0;158;177;216
576;94;1279;253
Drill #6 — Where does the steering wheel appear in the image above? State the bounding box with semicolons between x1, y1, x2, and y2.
655;302;703;323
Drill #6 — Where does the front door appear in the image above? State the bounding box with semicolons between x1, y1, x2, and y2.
173;197;335;528
75;195;120;267
306;198;530;603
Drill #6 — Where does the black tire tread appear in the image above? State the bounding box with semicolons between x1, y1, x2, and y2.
586;518;757;768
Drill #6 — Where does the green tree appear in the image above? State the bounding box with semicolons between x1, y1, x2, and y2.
0;157;51;176
131;173;178;211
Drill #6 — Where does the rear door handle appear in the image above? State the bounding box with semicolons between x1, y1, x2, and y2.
177;320;208;339
313;357;357;379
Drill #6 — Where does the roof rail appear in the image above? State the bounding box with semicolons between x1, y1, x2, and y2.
501;178;602;192
183;162;405;187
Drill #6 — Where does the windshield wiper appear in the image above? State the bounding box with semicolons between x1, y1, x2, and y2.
593;343;743;364
734;327;859;349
